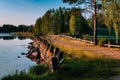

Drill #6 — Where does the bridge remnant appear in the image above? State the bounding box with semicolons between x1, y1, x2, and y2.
25;36;64;72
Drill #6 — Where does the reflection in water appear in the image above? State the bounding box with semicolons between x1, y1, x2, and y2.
0;33;35;79
0;36;16;40
18;36;27;40
0;33;28;40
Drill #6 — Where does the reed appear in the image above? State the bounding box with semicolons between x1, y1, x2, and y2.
14;32;34;38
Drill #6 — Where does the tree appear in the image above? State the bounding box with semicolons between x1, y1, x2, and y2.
53;7;63;34
34;17;42;35
62;8;71;33
18;25;31;32
0;24;32;33
53;7;70;34
69;14;76;35
94;0;97;45
33;7;71;35
69;8;91;37
102;0;120;44
41;10;54;34
62;0;98;45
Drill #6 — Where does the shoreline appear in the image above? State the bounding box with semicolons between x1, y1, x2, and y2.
2;34;120;80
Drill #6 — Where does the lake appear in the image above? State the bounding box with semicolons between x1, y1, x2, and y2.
0;33;35;79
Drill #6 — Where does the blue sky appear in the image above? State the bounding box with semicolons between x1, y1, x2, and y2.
0;0;71;26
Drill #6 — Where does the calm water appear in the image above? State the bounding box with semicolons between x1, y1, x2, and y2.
0;33;35;79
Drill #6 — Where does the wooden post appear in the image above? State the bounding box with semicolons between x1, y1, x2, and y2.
108;41;110;48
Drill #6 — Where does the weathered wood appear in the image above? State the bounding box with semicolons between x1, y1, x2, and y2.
54;47;59;56
50;45;54;53
58;51;64;61
51;57;59;72
25;37;64;72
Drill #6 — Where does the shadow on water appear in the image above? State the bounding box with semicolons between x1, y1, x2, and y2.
18;36;27;40
0;35;27;40
0;36;16;40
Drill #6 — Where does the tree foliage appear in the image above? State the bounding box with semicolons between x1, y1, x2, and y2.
69;8;91;36
34;7;71;35
69;14;76;35
0;24;32;33
34;17;42;35
102;0;120;44
62;0;99;45
33;7;91;36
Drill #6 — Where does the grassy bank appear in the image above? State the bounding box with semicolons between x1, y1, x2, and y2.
2;35;120;80
2;57;120;80
14;32;34;38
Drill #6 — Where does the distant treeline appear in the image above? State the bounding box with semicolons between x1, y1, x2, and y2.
0;24;33;33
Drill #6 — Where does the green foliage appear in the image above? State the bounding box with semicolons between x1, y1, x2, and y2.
102;0;120;44
33;7;71;35
69;8;91;37
34;17;42;35
0;24;32;33
98;38;108;46
2;56;120;80
62;0;85;5
58;57;118;79
29;64;48;75
41;10;54;34
1;71;37;80
33;7;91;36
69;14;76;35
53;7;70;34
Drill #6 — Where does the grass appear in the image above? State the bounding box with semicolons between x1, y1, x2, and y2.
13;32;34;38
57;57;120;80
2;56;120;80
28;64;49;75
2;35;120;80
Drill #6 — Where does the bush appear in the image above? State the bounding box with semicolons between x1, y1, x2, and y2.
98;38;108;47
29;64;48;75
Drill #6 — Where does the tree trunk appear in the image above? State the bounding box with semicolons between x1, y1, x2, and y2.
94;0;97;45
114;23;119;44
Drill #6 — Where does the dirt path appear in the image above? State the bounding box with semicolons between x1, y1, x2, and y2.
44;35;120;80
45;35;120;59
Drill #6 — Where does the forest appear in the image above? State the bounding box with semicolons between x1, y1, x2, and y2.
33;0;120;44
0;24;33;33
34;7;92;36
0;0;120;44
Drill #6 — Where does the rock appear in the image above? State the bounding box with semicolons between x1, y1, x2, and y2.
17;56;20;58
29;42;33;45
21;53;26;55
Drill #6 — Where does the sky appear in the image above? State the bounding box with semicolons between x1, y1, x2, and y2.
0;0;71;26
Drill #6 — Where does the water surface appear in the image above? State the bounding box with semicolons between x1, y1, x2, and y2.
0;33;35;79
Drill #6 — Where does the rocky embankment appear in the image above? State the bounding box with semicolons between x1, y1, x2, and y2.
25;36;64;72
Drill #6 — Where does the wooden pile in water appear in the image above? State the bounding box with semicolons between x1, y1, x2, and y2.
25;36;64;72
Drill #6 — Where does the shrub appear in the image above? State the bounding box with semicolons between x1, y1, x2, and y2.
29;64;48;75
98;38;108;47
